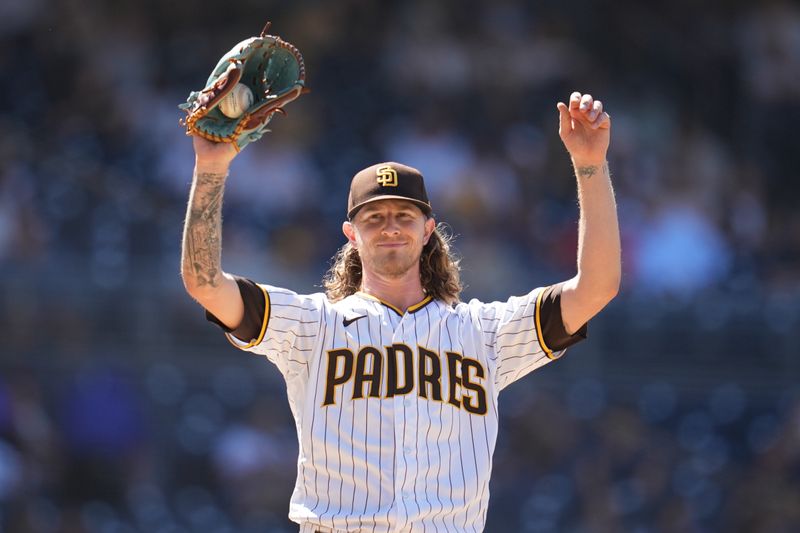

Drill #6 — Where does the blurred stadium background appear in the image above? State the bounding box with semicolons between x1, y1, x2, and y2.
1;0;799;531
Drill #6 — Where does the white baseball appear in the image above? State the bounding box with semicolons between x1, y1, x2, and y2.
218;83;254;118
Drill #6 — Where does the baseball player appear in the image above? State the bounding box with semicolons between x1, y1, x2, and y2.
181;91;619;532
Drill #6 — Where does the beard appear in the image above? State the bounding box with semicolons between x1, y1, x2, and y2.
363;246;421;279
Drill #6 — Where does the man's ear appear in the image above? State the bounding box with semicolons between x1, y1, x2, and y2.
342;221;358;247
423;217;435;245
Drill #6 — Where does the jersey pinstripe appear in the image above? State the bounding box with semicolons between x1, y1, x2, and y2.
220;286;571;532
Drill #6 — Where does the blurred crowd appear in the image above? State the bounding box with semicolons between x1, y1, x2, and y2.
2;0;800;298
1;0;799;531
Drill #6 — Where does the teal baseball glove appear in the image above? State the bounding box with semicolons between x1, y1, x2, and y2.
179;22;308;151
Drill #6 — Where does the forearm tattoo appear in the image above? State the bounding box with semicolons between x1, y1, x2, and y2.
182;171;227;287
575;161;609;180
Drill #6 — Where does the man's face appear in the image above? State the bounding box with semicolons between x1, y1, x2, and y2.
343;199;435;279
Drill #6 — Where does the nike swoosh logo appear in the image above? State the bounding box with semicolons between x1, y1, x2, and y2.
343;315;367;327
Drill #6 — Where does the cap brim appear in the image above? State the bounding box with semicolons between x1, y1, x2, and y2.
348;195;433;219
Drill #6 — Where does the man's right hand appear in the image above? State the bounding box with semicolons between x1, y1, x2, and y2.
192;134;239;173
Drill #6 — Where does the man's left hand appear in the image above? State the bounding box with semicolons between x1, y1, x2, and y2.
557;92;611;164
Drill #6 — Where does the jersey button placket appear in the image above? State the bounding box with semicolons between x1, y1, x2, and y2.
392;313;417;523
396;314;419;511
401;397;418;506
392;393;408;523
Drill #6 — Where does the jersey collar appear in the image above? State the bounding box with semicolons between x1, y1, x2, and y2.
355;291;433;316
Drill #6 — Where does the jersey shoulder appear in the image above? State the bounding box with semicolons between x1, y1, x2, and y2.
257;283;329;308
456;287;545;320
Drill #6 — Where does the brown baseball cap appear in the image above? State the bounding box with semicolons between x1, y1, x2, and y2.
347;162;432;219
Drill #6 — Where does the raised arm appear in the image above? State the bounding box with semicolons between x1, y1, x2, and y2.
180;136;244;329
556;92;621;334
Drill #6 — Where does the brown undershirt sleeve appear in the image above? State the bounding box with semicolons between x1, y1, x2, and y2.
538;283;588;352
205;276;266;343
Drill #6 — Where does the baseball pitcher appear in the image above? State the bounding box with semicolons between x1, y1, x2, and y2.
181;67;619;531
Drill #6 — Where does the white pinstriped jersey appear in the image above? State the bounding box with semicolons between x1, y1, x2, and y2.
218;285;579;532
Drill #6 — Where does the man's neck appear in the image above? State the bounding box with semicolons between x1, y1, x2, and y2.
360;268;426;313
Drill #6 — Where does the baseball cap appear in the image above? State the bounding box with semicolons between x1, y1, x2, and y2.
347;162;432;219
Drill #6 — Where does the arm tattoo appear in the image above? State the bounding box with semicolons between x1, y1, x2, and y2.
575;161;609;180
182;171;228;287
576;165;598;179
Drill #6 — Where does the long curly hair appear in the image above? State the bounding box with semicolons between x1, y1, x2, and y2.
323;223;462;305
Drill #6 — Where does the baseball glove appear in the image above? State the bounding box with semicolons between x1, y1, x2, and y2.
179;22;308;151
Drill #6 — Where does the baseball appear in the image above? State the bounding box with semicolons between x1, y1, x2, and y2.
218;83;254;118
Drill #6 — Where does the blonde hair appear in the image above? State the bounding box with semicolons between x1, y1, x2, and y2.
323;223;462;305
